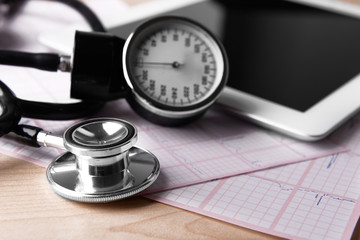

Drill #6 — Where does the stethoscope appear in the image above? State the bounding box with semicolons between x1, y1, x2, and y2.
1;79;160;202
0;0;228;202
46;118;160;203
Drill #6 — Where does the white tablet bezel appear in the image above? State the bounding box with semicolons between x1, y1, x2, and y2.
218;74;360;141
217;0;360;141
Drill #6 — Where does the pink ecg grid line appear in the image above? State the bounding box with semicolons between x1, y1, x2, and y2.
147;116;360;240
124;102;346;192
0;91;346;193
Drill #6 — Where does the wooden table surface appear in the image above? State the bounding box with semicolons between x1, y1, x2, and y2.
0;155;284;240
1;155;360;239
1;0;360;239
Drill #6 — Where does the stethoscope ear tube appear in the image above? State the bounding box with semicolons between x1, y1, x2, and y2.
0;79;105;122
0;80;22;136
20;99;105;120
0;78;106;143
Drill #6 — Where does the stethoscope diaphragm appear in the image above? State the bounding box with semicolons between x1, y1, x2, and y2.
46;118;160;202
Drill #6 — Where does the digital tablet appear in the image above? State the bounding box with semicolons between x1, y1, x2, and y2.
214;0;360;141
38;0;360;141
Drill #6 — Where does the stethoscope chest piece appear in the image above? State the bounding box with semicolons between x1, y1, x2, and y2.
46;118;160;202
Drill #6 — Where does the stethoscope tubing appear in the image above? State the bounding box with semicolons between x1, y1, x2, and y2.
0;0;107;121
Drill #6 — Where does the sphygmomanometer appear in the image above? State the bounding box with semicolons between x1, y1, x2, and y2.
0;0;228;202
0;0;228;130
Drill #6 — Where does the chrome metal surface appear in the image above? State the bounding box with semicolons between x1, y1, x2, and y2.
45;118;159;202
37;131;65;149
0;103;3;116
72;121;129;147
63;118;137;158
58;55;71;72
46;146;160;202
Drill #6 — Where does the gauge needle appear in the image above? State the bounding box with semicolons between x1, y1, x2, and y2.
141;61;183;69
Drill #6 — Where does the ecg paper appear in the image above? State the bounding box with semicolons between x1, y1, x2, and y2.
147;116;360;240
0;1;359;239
0;64;345;192
0;0;345;193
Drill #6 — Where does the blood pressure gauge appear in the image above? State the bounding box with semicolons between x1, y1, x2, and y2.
123;17;228;125
71;16;228;126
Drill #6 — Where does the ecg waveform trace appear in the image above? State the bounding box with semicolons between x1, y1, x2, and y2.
147;116;360;240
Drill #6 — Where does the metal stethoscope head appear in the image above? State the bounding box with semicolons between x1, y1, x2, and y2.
47;118;160;203
0;80;160;202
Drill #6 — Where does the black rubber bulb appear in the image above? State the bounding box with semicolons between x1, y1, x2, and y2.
0;80;22;137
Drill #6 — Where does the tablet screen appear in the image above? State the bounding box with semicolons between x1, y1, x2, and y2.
219;0;360;112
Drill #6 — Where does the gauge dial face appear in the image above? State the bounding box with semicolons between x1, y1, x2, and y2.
124;17;226;111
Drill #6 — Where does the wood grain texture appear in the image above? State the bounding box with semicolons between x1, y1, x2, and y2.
1;155;359;239
0;156;284;240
